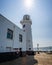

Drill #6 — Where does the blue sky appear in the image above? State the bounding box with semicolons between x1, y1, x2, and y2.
0;0;52;47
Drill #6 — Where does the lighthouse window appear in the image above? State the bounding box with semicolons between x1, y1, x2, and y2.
23;25;25;28
29;48;31;50
7;29;13;39
26;16;29;20
19;34;22;42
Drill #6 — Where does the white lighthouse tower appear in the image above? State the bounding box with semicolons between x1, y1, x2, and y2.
20;15;33;52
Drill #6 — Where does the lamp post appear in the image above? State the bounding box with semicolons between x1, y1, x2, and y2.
37;43;39;54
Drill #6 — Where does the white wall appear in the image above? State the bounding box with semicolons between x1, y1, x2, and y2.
0;14;26;52
13;25;26;51
23;23;33;51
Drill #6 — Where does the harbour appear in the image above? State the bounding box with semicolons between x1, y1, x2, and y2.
0;0;52;65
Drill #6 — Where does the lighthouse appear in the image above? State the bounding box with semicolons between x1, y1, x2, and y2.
20;15;33;52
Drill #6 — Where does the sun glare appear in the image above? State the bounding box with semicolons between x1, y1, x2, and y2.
24;0;33;10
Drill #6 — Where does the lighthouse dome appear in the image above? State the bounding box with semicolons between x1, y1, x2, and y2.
23;15;30;20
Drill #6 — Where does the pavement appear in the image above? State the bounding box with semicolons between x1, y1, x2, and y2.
0;52;52;65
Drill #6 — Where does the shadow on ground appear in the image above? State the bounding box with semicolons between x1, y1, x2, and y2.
0;55;38;65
